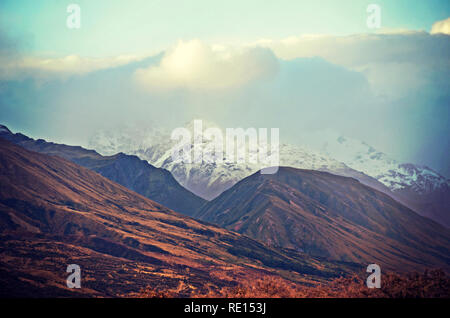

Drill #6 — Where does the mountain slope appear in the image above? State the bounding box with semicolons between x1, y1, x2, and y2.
0;139;353;297
195;167;450;272
88;122;449;227
88;121;389;201
303;131;450;227
0;125;205;216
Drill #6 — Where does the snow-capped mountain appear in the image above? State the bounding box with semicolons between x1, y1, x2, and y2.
302;131;450;196
299;130;450;227
88;123;168;159
91;120;269;199
88;120;385;200
88;120;449;227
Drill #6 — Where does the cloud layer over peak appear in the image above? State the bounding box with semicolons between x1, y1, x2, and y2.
134;40;278;91
257;31;450;98
1;30;449;177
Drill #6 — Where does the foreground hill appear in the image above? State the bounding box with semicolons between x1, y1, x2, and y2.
0;125;205;216
0;139;354;297
195;167;450;272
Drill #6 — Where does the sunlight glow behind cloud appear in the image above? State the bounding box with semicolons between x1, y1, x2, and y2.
0;14;449;176
134;40;278;91
431;17;450;35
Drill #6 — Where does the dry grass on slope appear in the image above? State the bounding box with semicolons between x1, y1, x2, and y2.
137;269;450;298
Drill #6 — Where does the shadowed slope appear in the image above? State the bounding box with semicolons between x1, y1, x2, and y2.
196;167;450;271
0;125;205;215
0;139;354;297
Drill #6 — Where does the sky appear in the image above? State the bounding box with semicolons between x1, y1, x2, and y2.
1;0;449;56
0;0;449;176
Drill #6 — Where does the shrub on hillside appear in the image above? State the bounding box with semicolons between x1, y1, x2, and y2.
137;269;450;298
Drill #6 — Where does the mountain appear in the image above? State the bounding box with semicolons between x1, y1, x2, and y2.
195;167;450;272
302;131;450;227
88;121;388;201
0;125;205;216
0;139;354;297
88;122;449;227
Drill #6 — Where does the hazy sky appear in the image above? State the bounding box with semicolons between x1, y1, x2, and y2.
1;0;449;56
0;0;449;177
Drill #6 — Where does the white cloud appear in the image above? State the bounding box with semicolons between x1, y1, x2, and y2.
134;39;278;91
0;54;144;80
431;17;450;35
2;31;448;100
254;32;450;97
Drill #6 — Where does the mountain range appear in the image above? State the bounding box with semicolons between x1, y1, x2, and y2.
195;167;450;271
88;121;389;201
88;121;450;227
0;138;353;297
0;125;205;216
301;131;450;228
1;124;449;297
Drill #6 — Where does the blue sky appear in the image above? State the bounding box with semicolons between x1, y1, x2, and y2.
1;0;449;56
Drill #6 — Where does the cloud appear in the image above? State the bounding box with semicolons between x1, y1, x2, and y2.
254;32;448;67
254;32;450;98
1;33;449;177
431;17;450;35
0;54;144;81
134;40;278;91
0;29;146;81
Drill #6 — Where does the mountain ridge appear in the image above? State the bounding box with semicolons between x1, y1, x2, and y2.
0;124;206;216
0;138;355;297
195;167;450;271
87;121;449;227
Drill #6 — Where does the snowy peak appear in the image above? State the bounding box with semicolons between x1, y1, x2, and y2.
87;121;450;226
88;123;169;157
394;163;449;194
88;122;369;200
298;129;449;195
182;118;223;132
